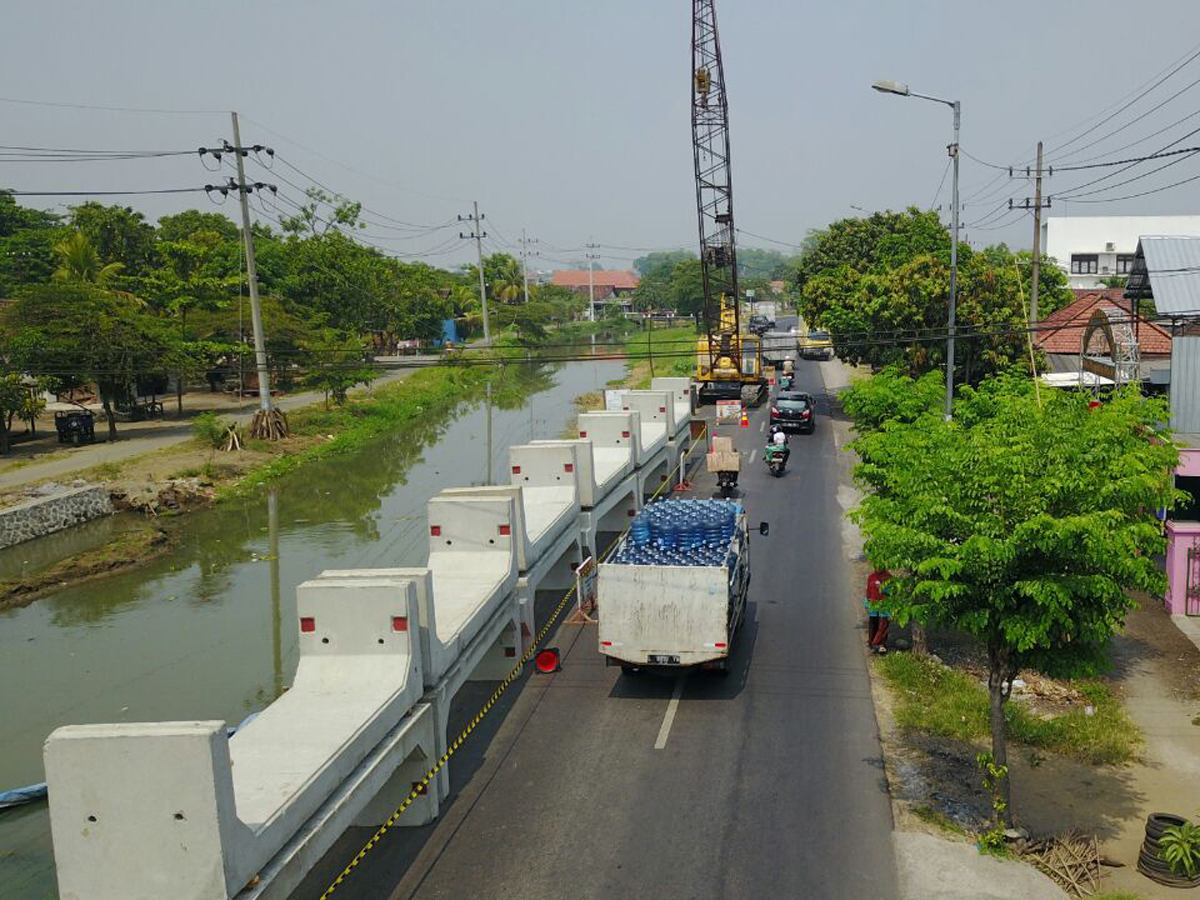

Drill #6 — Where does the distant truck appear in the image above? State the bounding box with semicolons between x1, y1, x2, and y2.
799;328;833;360
598;499;767;674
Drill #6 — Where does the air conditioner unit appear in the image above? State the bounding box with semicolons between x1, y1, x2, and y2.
1101;265;1111;274
1105;242;1116;252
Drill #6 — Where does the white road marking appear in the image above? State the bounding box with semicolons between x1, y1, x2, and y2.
749;448;758;464
655;678;686;750
759;420;765;433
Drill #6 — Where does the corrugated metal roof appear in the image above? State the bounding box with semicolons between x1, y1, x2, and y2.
1171;336;1200;433
1133;236;1200;315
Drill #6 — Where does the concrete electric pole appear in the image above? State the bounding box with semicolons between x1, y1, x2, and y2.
519;228;539;305
1009;145;1052;327
229;111;287;439
460;202;490;343
586;242;600;321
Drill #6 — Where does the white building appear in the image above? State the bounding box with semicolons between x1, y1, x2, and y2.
1042;215;1200;289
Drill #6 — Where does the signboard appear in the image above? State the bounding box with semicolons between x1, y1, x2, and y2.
604;389;624;411
566;556;599;623
716;400;742;421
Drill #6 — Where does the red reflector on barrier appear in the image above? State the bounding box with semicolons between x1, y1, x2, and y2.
627;508;636;516
499;524;511;536
392;616;408;632
504;646;517;658
579;430;587;437
564;463;574;472
535;648;561;674
660;407;666;413
300;617;316;633
601;641;613;646
622;430;630;438
715;642;727;648
430;525;441;536
512;465;521;474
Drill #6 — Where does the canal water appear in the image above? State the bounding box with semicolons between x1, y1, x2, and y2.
0;357;625;899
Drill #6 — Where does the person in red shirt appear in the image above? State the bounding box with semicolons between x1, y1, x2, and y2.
865;569;893;654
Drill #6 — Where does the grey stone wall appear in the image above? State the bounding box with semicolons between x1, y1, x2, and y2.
0;486;114;550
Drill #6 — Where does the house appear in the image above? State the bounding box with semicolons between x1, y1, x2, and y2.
1042;215;1200;289
1123;236;1200;618
1033;288;1171;384
551;269;640;317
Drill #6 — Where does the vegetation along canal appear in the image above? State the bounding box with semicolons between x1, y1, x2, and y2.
0;356;625;900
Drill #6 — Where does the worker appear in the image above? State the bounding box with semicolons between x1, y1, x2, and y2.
865;568;893;654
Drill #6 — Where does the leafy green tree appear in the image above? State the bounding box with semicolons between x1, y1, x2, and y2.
69;202;157;276
157;210;239;244
670;258;707;320
279;187;364;238
633;249;696;282
0;374;45;455
737;247;787;281
52;231;125;285
631;273;673;312
304;332;378;407
851;374;1180;822
7;283;180;440
489;255;525;305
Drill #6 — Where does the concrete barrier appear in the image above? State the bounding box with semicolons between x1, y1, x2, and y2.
45;574;436;900
650;377;694;434
44;380;696;900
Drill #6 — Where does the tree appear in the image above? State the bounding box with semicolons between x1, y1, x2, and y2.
489;255;525;305
279;187;364;238
670;258;707;320
7;284;180;440
633;249;696;282
850;373;1180;823
157;210;239;244
0;374;44;455
52;231;125;285
69;202;156;276
738;247;788;281
304;332;378;408
631;273;673;312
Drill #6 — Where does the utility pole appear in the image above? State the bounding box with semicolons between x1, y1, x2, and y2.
586;242;600;321
946;100;960;422
229;112;286;439
519;228;539;304
459;202;490;343
1030;141;1044;326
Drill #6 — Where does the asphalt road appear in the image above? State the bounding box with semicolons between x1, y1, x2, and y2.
294;356;897;900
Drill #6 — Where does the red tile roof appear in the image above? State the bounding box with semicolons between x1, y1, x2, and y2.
551;269;640;290
1035;291;1171;356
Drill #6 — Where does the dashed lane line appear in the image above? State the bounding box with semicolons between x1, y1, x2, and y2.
654;677;686;750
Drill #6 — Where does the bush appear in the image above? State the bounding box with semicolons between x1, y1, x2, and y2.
191;412;231;448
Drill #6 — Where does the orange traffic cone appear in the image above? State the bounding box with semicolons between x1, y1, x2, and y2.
740;411;749;428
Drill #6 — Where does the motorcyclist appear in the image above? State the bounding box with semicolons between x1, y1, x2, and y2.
766;424;790;468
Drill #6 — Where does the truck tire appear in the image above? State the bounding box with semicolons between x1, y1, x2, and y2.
620;665;641;677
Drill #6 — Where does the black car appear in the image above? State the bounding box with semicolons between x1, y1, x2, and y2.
54;410;97;446
748;315;771;334
769;391;815;433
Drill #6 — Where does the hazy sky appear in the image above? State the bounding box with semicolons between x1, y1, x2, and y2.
4;0;1200;270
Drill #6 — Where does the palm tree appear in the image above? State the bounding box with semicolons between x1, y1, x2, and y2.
52;231;124;285
490;256;526;305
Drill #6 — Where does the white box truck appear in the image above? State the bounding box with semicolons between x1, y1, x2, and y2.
597;500;766;674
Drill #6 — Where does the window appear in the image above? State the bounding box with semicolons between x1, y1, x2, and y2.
1116;254;1135;274
1071;254;1099;275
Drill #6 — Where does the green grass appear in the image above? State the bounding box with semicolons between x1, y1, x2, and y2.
1092;893;1143;900
878;652;1141;765
219;361;524;500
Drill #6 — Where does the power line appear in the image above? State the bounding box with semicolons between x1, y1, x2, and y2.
1053;144;1200;172
0;95;224;115
6;186;215;197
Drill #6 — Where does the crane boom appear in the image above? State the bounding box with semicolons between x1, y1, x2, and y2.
692;0;760;401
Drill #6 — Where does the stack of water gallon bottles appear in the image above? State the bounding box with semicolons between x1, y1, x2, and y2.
612;498;743;567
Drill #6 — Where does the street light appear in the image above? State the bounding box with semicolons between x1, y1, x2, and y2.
872;79;960;420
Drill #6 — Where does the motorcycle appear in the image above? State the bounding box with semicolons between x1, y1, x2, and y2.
717;469;739;498
764;442;788;477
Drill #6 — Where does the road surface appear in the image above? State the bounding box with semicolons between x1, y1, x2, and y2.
295;353;897;900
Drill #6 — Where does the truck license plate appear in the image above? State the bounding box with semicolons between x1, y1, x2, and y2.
648;654;680;665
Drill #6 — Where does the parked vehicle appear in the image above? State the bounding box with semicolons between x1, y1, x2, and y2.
770;391;815;433
800;329;833;360
599;499;767;674
54;410;96;446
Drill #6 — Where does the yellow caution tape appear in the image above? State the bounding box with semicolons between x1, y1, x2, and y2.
318;425;708;898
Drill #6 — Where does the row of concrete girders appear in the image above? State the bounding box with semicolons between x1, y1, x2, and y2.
42;379;695;900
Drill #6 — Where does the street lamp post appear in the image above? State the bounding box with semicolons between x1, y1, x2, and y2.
872;80;960;420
